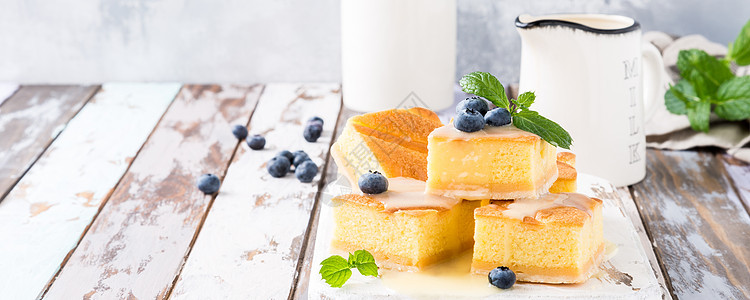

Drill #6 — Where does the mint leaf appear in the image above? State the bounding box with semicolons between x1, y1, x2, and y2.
682;68;714;100
665;79;698;115
516;92;535;109
320;255;352;288
677;49;734;98
686;100;711;133
350;250;378;276
320;250;378;288
513;110;572;149
728;20;750;66
351;250;375;265
355;262;378;277
460;72;573;149
663;21;750;133
715;76;750;120
459;72;510;109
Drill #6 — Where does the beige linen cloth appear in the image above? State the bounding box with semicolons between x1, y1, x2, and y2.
643;31;750;161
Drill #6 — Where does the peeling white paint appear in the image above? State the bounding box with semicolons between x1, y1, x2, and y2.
171;84;342;300
43;84;262;299
686;233;719;257
0;83;180;299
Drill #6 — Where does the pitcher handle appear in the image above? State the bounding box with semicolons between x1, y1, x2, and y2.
641;42;665;122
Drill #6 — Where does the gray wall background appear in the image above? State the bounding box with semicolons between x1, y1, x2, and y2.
1;0;748;84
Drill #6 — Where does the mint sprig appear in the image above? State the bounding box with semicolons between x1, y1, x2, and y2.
459;71;573;149
666;19;750;132
320;250;378;288
677;49;734;98
459;72;510;109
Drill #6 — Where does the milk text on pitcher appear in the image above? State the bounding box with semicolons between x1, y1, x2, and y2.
623;56;641;165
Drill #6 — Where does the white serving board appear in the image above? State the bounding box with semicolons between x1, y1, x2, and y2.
308;173;662;299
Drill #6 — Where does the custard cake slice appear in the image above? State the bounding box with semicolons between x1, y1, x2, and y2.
550;152;577;193
426;123;558;200
331;178;479;271
330;107;443;186
472;193;604;283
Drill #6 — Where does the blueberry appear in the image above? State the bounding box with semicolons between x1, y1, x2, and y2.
231;124;248;140
267;156;291;178
456;97;489;116
247;135;266;150
488;266;516;289
196;174;221;194
308;116;324;126
304;123;323;142
292;151;311;168
295;161;319;183
484;108;512;126
277;150;295;162
454;108;486;132
358;171;388;194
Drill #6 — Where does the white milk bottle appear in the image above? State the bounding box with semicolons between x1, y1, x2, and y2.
341;0;456;112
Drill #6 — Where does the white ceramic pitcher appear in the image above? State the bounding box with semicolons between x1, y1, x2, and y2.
516;14;664;187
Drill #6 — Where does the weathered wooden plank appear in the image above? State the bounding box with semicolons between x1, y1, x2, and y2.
0;85;98;201
586;185;676;299
291;106;356;300
720;154;750;213
0;83;19;107
616;187;674;299
170;84;342;300
0;83;181;300
631;149;750;299
43;84;263;299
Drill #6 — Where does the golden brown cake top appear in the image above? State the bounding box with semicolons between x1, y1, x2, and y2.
557;161;577;180
429;122;541;143
557;152;576;167
332;177;460;213
331;107;443;182
475;193;602;226
349;123;429;153
349;107;443;147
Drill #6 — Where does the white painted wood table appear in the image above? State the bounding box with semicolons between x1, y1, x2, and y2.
0;84;748;300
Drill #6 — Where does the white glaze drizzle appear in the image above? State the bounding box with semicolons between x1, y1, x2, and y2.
503;193;596;220
368;177;461;212
429;122;537;141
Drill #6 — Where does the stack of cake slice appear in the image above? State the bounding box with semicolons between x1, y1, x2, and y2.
330;108;474;271
328;107;604;284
